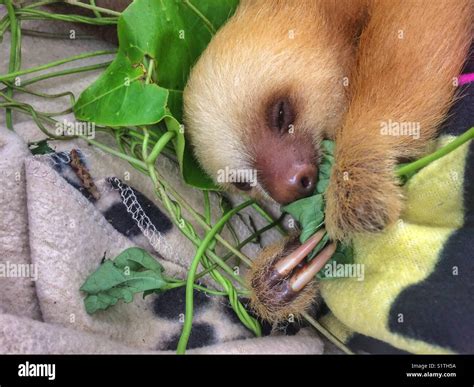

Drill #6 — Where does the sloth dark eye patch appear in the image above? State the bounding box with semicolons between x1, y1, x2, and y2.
233;181;252;191
268;98;295;134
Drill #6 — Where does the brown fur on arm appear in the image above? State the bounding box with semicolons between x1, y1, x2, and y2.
326;0;473;241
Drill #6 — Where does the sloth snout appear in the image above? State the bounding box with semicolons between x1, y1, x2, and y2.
272;163;317;204
253;130;317;204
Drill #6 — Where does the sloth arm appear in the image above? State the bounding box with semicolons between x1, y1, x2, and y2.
325;0;473;240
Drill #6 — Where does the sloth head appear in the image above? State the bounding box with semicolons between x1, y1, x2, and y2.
184;1;354;204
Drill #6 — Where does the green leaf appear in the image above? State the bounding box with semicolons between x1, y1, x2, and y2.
182;143;218;189
74;52;168;126
29;139;54;155
316;178;330;194
321;139;335;155
113;246;165;272
316;141;335;193
80;260;130;294
80;248;171;314
164;113;217;190
318;163;333;179
74;0;237;189
283;194;324;242
117;0;238;97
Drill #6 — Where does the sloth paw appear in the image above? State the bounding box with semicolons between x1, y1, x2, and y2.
325;162;403;241
247;230;336;323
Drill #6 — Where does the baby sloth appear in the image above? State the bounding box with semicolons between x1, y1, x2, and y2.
183;0;472;322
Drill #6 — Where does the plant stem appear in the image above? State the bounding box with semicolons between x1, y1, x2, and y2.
163;281;231;296
183;0;216;34
26;0;61;8
0;0;55;36
146;131;175;164
65;0;122;16
302;312;353;354
4;84;75;102
251;202;287;235
0;62;112;91
20;28;95;39
148;168;248;287
196;216;283;280
5;0;20;130
89;0;102;18
397;127;474;178
0;50;116;82
141;127;150;160
177;200;253;354
141;163;256;268
145;58;154;84
79;136;148;169
203;191;211;225
168;186;255;267
0;7;261;343
16;8;118;25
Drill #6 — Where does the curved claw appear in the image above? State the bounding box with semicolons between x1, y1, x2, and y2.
290;242;337;292
248;230;337;322
274;229;326;276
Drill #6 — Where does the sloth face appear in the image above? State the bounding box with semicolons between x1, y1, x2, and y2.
183;1;351;204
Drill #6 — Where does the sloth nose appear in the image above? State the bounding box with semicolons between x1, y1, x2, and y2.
266;163;317;205
297;167;316;192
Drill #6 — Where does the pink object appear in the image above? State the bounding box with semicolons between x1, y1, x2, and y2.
458;72;474;85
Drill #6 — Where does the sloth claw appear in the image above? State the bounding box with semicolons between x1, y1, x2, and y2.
247;230;336;323
290;242;337;292
274;230;326;276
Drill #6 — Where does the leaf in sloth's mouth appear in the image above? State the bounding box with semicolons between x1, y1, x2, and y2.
282;140;354;279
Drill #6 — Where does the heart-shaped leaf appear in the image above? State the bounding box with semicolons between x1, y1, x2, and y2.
74;0;238;189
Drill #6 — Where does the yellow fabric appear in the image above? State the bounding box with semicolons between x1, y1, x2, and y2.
320;136;471;354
